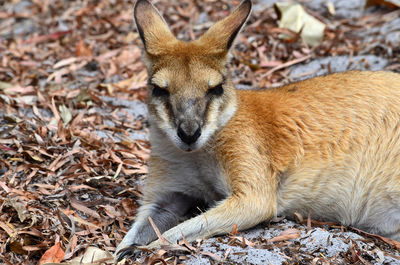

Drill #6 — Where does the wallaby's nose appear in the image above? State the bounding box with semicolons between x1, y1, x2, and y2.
177;123;201;145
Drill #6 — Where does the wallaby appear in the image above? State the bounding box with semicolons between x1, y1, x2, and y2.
115;0;400;260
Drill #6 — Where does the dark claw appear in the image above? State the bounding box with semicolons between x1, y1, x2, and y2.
116;244;141;262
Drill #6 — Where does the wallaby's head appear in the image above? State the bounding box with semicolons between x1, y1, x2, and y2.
134;0;252;151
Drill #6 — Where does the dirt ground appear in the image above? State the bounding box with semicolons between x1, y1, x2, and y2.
0;0;399;264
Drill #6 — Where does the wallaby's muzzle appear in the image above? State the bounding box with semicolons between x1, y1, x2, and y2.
177;121;201;146
172;97;206;150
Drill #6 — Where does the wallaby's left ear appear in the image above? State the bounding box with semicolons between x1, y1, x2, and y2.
199;0;252;53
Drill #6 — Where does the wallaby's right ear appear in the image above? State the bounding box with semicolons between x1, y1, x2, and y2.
134;0;176;55
199;0;252;54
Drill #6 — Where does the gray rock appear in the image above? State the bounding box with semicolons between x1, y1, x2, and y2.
0;18;36;38
289;55;389;81
99;96;148;119
303;0;365;19
0;0;36;38
299;228;360;257
357;17;400;48
10;0;34;14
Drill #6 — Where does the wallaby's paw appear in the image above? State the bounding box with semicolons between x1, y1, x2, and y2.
115;243;140;263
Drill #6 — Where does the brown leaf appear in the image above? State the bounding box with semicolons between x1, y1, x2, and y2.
120;198;137;215
230;236;255;247
38;242;65;265
53;57;78;69
70;198;101;219
307;211;312;232
267;228;301;243
366;0;400;8
200;251;222;261
75;39;93;57
0;221;16;237
23;30;72;44
231;224;238;236
9;240;27;255
4;85;34;95
351;227;400;250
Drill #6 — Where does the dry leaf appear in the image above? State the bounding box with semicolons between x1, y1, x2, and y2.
366;0;400;8
326;1;336;15
120;198;137;215
200;251;222;261
0;81;13;90
69;246;113;264
59;104;72;126
38;242;65;265
231;224;238;236
53;57;78;69
70;198;101;219
230;236;255;247
0;220;16;237
75;40;93;57
267;228;301;243
274;2;325;46
5;198;30;222
9;240;28;255
4;85;35;95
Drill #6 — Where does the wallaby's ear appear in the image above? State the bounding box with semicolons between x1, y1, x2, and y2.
199;0;252;53
134;0;176;55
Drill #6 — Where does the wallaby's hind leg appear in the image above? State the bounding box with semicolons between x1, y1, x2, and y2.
366;209;400;241
115;192;200;260
377;205;400;241
394;228;400;242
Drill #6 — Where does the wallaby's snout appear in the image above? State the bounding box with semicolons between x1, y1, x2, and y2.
174;97;204;148
177;121;201;146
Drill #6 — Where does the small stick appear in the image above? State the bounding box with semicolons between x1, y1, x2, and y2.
261;55;312;78
148;216;168;245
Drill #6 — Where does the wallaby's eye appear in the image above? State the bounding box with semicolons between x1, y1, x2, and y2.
207;84;224;97
152;84;170;98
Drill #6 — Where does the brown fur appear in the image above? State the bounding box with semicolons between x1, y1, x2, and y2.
115;0;400;258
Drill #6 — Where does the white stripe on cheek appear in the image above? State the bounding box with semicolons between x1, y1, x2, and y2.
155;103;174;131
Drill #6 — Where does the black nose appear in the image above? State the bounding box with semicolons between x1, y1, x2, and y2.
177;124;201;145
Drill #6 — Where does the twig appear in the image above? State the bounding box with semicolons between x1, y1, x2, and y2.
148;216;168;245
261;55;312;78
